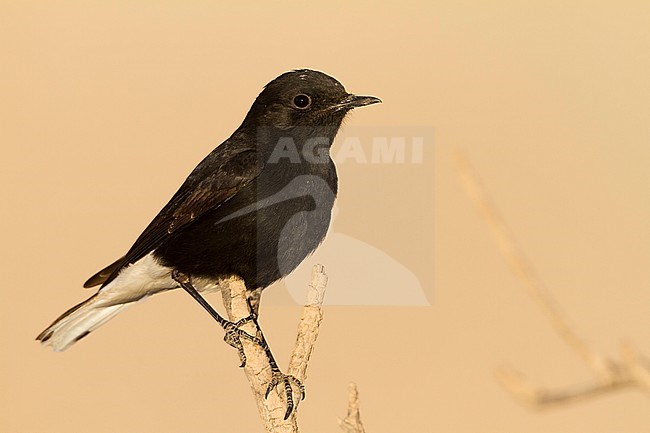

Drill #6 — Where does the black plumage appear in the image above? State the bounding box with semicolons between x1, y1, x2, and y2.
37;68;380;419
84;69;379;292
39;68;380;341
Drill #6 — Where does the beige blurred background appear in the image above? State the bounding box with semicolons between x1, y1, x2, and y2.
2;1;650;432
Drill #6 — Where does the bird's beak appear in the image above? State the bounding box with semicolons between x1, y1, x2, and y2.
338;94;382;109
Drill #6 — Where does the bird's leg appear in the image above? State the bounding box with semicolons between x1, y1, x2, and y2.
244;290;305;419
172;270;259;367
254;321;305;419
246;288;262;318
173;271;304;419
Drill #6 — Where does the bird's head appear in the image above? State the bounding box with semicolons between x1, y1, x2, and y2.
243;69;381;131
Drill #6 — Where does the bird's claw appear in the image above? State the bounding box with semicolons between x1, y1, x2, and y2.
222;316;261;368
265;369;305;420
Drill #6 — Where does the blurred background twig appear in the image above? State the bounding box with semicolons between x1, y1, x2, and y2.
454;150;650;406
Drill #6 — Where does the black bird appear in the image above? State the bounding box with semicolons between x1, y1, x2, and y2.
37;69;380;417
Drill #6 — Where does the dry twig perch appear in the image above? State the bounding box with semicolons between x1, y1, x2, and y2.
454;151;650;406
219;264;327;432
338;383;366;433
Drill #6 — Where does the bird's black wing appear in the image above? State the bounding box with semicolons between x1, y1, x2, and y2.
84;147;263;288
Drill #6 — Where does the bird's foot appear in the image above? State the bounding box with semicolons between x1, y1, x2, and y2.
171;269;303;418
265;367;305;420
171;269;262;368
222;315;261;367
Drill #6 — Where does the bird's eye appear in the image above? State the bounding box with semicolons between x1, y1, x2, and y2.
293;94;311;109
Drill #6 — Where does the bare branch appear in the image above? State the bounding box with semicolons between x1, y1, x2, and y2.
220;265;328;433
338;383;366;433
454;150;650;405
495;365;632;407
620;342;650;392
288;264;327;383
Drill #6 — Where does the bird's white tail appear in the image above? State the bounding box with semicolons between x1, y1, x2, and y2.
37;295;130;352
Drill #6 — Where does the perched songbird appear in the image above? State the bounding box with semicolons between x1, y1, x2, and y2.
37;69;380;418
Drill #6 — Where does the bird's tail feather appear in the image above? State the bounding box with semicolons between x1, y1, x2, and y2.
36;294;130;352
